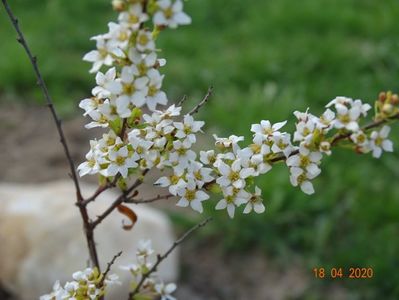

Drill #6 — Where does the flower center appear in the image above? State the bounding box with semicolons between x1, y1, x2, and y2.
339;114;350;124
148;85;157;96
137;33;149;46
164;7;174;19
228;171;240;182
375;137;383;146
123;83;136;95
115;156;126;166
299;155;310;167
129;14;139;24
185;190;196;201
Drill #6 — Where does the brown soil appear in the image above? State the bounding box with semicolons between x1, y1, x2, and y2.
0;103;347;300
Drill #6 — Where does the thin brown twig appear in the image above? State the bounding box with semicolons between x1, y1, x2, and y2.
128;217;212;299
91;169;149;229
81;175;120;206
177;94;188;107
99;251;123;286
1;0;100;269
125;193;175;204
188;87;213;115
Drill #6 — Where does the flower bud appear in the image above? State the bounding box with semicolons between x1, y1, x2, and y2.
378;91;386;102
382;103;394;115
112;0;126;12
391;94;399;105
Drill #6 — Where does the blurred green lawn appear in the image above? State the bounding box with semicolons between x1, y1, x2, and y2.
2;0;399;298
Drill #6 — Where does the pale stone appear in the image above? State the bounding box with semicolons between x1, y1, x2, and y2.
0;181;178;299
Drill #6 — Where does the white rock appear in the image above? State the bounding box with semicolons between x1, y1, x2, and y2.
0;181;178;299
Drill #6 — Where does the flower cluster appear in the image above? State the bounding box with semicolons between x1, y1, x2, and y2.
81;0;191;124
40;268;119;300
120;239;177;300
78;0;194;180
77;2;397;222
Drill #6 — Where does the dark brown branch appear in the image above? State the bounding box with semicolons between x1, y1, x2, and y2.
91;169;149;229
125;193;175;204
1;0;100;270
188;87;213;115
128;217;212;299
100;251;123;286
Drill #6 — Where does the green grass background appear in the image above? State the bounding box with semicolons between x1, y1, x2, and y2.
1;0;399;298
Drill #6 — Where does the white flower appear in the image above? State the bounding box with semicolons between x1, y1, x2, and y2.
216;160;254;189
350;130;370;153
85;100;115;129
97;131;123;153
326;96;353;108
319;141;332;155
243;186;265;214
146;69;168;111
128;130;154;157
176;180;209;213
251;120;287;136
168;139;196;167
237;144;272;176
103;146;139;178
352;99;371;117
200;150;216;165
186;160;214;188
154;0;191;29
104;273;121;286
251;120;287;144
83;37;123;73
215;186;251;218
40;281;67;300
105;22;131;50
271;133;294;157
327;97;371;132
128;50;160;76
286;145;322;177
333;103;361;131
289;167;317;195
174;114;205;143
78;143;102;177
369;125;393;158
155;282;177;300
92;67;122;98
135;30;155;52
162;104;181;118
119;263;140;273
116;66;149;114
294;118;316;142
136;239;154;261
79;97;102;116
213;134;244;153
118;3;149;28
317;108;335;131
154;167;186;195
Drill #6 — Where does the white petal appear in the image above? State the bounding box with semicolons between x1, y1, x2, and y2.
227;204;235;218
382;140;393;152
176;198;189;208
243;203;252;214
254;203;266;214
190;200;203;213
300;181;315;195
215;199;227;210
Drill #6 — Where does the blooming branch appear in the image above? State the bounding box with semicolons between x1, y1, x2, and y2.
126;217;212;299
